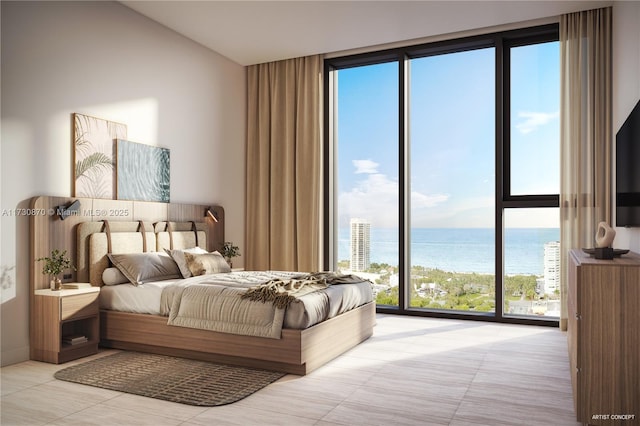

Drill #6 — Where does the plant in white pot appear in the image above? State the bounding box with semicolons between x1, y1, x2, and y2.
220;242;240;268
37;249;75;290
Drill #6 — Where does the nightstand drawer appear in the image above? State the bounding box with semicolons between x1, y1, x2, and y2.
61;293;99;320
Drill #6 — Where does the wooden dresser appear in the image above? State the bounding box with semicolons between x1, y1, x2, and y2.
567;249;640;425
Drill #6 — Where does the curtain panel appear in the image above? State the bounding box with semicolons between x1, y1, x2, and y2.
245;55;322;271
559;7;612;330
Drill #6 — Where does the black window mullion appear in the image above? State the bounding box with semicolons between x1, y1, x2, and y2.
495;36;505;321
322;61;332;271
503;196;560;208
503;42;512;202
398;54;408;312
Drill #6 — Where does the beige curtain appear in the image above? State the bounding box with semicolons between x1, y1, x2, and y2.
559;7;612;330
245;55;322;271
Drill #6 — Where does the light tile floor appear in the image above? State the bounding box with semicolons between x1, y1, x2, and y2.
1;314;579;426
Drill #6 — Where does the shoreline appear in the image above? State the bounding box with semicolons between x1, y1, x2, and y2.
340;264;544;278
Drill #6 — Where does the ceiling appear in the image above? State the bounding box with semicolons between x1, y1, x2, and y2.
120;1;612;66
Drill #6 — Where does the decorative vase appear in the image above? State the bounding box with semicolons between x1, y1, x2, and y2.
50;277;62;291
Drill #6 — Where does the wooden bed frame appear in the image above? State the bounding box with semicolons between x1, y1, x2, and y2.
30;195;375;375
101;303;375;375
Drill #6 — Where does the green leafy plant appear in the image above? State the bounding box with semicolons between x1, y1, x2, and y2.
37;249;75;277
220;242;240;263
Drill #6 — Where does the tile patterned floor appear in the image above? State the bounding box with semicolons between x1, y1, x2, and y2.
1;314;579;426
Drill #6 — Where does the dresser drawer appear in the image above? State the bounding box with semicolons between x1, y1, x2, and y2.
61;292;99;320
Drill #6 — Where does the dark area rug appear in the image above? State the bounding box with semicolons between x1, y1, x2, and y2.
54;351;286;406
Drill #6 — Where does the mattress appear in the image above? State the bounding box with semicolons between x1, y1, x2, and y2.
99;270;373;329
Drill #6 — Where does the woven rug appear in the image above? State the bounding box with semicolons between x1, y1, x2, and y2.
54;351;285;406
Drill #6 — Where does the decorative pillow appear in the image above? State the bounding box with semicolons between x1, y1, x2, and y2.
107;252;181;286
184;251;231;276
102;267;129;286
164;246;208;278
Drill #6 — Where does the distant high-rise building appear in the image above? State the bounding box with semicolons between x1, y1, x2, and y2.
543;241;560;295
350;218;370;272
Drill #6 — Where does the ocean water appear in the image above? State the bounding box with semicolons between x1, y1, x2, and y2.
338;228;560;275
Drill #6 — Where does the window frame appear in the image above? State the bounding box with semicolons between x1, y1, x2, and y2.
323;23;560;326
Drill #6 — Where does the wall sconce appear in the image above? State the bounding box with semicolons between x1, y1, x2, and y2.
56;200;81;221
205;207;219;223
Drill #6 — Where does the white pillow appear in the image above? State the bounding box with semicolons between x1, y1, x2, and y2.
164;247;208;278
102;267;129;286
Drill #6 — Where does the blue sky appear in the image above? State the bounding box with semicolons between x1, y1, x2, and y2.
336;42;559;229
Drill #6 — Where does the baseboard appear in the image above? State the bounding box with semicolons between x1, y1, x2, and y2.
1;345;29;367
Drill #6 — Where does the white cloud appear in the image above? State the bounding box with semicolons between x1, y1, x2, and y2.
339;171;449;227
338;173;398;227
352;159;379;174
411;191;449;208
339;161;497;228
515;111;559;134
411;195;494;228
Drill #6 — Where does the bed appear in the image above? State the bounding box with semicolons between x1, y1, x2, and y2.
29;196;376;375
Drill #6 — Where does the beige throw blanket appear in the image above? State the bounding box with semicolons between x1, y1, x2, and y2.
241;272;367;309
167;284;286;339
166;271;368;339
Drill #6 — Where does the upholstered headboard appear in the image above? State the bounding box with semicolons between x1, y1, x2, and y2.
29;196;224;291
79;220;208;286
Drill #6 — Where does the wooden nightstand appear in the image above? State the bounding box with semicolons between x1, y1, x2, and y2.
31;286;100;364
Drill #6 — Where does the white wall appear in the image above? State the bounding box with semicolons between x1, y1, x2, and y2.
1;1;246;366
1;1;637;367
612;1;640;251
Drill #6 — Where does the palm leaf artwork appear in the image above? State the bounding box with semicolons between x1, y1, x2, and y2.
75;152;113;179
75;153;114;198
73;113;126;199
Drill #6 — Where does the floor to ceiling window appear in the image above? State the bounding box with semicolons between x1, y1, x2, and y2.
325;24;559;324
331;61;400;307
408;47;496;313
503;39;560;318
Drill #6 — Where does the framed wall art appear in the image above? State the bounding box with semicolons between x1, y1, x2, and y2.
116;139;170;202
73;113;127;199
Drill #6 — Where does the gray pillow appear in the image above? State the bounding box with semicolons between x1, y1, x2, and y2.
164;246;208;278
184;251;231;276
108;252;181;286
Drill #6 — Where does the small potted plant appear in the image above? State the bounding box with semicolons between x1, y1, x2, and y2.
220;242;240;268
37;249;75;290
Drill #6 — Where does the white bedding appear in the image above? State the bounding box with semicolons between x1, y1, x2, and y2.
99;279;178;315
99;271;373;329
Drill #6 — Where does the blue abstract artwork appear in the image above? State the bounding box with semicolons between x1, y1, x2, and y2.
116;139;170;202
